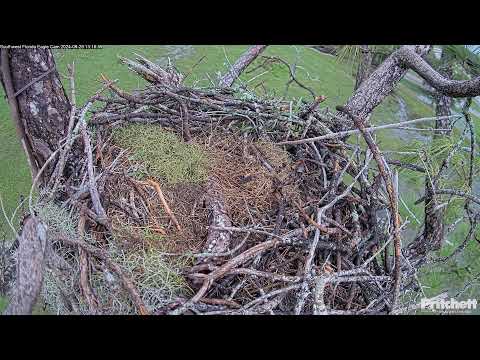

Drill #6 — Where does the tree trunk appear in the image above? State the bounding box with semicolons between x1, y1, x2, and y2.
354;45;373;91
218;45;268;88
0;48;71;183
423;57;453;252
432;67;454;135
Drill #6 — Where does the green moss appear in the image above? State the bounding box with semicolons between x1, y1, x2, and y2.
108;223;193;311
112;245;192;298
112;124;208;185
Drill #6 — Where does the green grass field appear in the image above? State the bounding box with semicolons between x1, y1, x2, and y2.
0;45;478;307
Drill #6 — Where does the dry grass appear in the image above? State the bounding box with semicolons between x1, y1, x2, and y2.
201;133;300;224
108;181;209;255
107;126;299;255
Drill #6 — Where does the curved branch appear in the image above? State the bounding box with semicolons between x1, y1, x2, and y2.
397;46;480;98
342;45;479;126
342;46;430;122
261;55;317;99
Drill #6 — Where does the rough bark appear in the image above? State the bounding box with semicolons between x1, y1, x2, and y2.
218;45;268;88
354;45;373;91
423;56;454;253
3;216;47;315
0;48;72;183
203;177;232;255
398;46;480;98
342;44;480;128
341;46;431;126
432;65;454;135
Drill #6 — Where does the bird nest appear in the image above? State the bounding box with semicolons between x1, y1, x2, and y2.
14;54;433;315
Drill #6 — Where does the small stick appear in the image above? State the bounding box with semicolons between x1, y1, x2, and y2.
144;179;182;231
276;115;460;146
298;95;327;119
294;208;322;314
199;298;241;309
293;200;339;235
80;102;109;228
337;105;402;312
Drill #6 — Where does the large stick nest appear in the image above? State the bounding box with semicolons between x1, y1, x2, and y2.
6;54;435;315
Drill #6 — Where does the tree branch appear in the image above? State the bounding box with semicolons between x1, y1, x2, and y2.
218;45;268;88
397;46;480;98
341;44;480;130
3;216;47;315
337;105;402;311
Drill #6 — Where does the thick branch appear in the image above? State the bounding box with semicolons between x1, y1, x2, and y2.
343;45;479;128
218;45;268;88
3;216;47;315
203;177;232;255
397;46;480;98
342;46;430;123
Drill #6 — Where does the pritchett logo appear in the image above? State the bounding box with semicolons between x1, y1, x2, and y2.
421;297;477;314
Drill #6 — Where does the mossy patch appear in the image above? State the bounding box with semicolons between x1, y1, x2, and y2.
110;245;192;301
112;124;208;185
35;200;192;314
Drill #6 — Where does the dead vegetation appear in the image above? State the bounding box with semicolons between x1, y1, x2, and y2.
2;52;477;315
